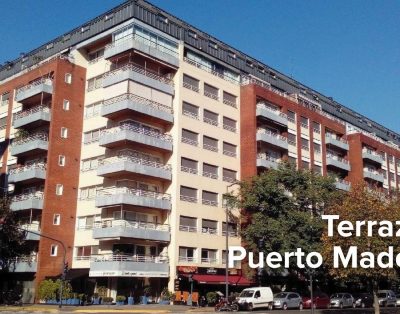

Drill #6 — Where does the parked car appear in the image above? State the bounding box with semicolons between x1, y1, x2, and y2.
273;292;303;310
302;292;330;309
237;287;273;311
353;293;374;308
330;293;355;309
396;294;400;307
378;290;397;307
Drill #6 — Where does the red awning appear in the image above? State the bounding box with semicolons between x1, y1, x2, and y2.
191;274;253;286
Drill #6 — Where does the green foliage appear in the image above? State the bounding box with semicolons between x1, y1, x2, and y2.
160;287;175;301
37;279;72;301
206;291;217;304
0;196;31;272
102;296;113;303
116;295;126;302
96;285;108;297
143;285;152;296
235;162;340;277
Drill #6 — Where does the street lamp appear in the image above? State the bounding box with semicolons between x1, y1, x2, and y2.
224;181;240;300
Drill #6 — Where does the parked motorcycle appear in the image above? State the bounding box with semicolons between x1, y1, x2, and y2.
215;298;239;312
1;290;22;306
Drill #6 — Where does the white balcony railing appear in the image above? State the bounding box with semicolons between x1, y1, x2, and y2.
94;219;170;232
201;258;218;264
15;78;52;97
326;133;348;144
257;129;288;142
12;133;49;146
103;93;173;114
99;155;171;171
9;163;46;175
91;254;168;263
12;192;44;202
256;102;287;119
182;82;200;93
103;63;174;86
180;195;198;203
326;154;350;164
101;123;172;142
178;256;197;263
97;186;171;201
14;105;50;120
179;225;197;232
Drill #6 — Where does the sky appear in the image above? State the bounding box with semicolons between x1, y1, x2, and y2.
1;0;399;132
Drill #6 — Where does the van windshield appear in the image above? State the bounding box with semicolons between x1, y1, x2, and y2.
240;290;254;298
378;293;387;298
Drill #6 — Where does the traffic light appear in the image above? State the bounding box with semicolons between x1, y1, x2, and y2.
174;279;180;291
64;262;69;274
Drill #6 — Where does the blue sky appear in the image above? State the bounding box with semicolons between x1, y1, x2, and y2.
1;0;399;132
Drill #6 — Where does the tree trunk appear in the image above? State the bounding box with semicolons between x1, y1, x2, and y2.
373;279;380;314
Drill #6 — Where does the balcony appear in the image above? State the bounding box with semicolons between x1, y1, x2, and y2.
10;192;44;211
256;103;288;126
9;256;38;272
97;155;171;181
13;105;51;129
104;33;179;67
326;154;351;171
99;124;172;152
335;180;351;192
256;129;288;150
101;93;173;123
362;149;384;165
8;163;46;184
103;64;174;95
256;154;279;170
89;254;169;278
363;169;384;183
14;79;53;103
21;223;41;241
10;133;48;157
95;187;171;210
325;134;349;151
93;219;170;242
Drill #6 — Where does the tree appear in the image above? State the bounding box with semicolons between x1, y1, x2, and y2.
38;279;72;301
0;196;30;273
233;162;340;286
321;184;400;314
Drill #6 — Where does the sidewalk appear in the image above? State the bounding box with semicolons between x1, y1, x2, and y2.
0;304;215;313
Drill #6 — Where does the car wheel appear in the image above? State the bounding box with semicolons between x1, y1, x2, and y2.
283;303;288;310
231;303;239;312
361;302;365;308
299;303;303;310
353;302;356;308
268;303;273;310
247;303;253;311
339;302;343;309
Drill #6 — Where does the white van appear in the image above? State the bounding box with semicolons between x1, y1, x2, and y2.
237;287;274;310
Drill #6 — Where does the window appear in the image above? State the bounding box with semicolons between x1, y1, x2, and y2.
50;244;58;256
83;128;104;144
201;249;217;263
81;157;100;171
288;156;297;166
58;155;66;166
202;219;218;234
204;83;219;100
390;172;395;182
87;75;103;91
302;160;310;169
179;216;197;232
301;138;309;151
182;74;199;92
181;157;198;174
202;190;218;206
179;247;195;262
0;117;7;130
84;101;103;119
223;168;237;183
180;186;198;203
287;110;296;122
300;116;309;128
203;110;218;126
314;143;321;154
223;91;237;108
61;127;68;138
203;136;218;152
56;184;63;195
77;215;100;230
1;93;9;106
65;73;72;84
79;185;101;200
63;100;70;111
222;222;238;236
288;133;296;146
53;214;61;225
223;142;237;157
88;48;104;63
313;164;322;175
388;155;394;164
223;117;236;132
181;129;199;146
182;102;199;119
203;163;218;179
312;121;320;133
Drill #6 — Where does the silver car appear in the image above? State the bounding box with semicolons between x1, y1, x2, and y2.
273;292;303;310
378;290;397;307
330;293;354;309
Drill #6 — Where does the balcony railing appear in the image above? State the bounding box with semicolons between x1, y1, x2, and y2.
182;110;199;120
97;186;171;201
256;103;287;119
180;195;198;203
12;132;49;146
201;258;218;264
201;227;218;235
223;98;237;108
12;192;44;202
202;171;218;180
9;162;46;175
183;82;200;93
94;219;170;232
11;255;38;263
20;222;40;233
99;155;171;171
204;91;219;101
202;199;218;207
178;256;197;263
181;166;198;175
223;124;237;133
14;105;50;120
101;123;172;143
203;144;218;152
326;154;349;164
103;63;174;86
103;93;173;114
15;79;53;98
203;117;219;127
183;57;240;85
257;129;288;145
179;225;198;232
181;137;199;146
222;230;239;237
91;254;168;263
325;133;348;144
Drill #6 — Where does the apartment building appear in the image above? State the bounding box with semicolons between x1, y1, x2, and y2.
0;0;399;303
